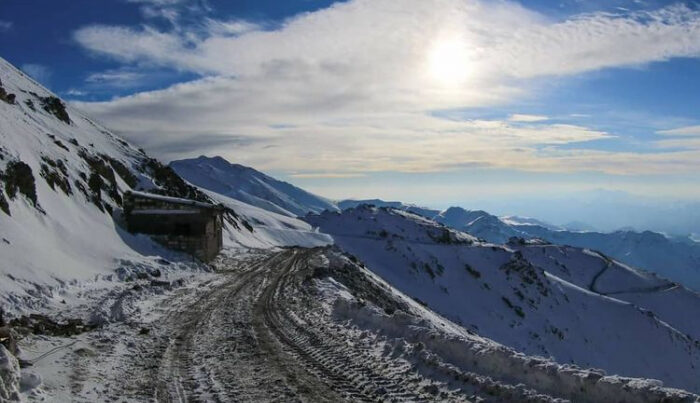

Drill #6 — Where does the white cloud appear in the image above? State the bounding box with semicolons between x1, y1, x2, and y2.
140;6;180;25
0;21;12;32
204;18;260;36
654;125;700;150
21;64;52;85
125;0;211;29
86;69;147;88
657;125;700;136
65;89;88;97
75;2;700;79
508;114;549;122
75;26;185;65
73;0;700;176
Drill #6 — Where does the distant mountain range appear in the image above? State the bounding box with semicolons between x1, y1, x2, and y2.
337;200;700;291
171;156;339;217
163;162;700;291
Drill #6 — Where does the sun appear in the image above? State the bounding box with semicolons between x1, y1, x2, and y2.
427;36;472;86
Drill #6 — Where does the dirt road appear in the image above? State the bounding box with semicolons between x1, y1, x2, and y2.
106;248;474;402
31;247;698;402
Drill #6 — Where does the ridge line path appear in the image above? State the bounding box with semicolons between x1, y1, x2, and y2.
589;260;678;296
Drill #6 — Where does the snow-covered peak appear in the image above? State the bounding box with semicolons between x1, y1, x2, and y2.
434;206;524;243
171;155;339;217
501;215;561;230
337;198;440;219
307;205;479;246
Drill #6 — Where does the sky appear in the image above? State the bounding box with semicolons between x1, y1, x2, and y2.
1;0;700;223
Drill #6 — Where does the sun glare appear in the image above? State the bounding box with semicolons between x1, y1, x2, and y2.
428;37;472;86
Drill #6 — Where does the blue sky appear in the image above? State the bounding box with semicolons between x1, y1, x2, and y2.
1;0;700;213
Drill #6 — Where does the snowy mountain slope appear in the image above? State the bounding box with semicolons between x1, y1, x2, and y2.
339;202;700;292
0;57;255;302
201;188;332;249
501;215;563;230
426;205;700;292
514;224;700;291
338;198;440;218
323;249;699;402
171;156;339;217
435;206;526;242
305;206;700;392
512;242;700;339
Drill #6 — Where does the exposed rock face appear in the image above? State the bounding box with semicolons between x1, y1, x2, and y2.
4;160;37;207
40;96;70;124
0;79;16;105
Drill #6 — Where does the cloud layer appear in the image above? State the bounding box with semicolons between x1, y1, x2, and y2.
72;0;700;176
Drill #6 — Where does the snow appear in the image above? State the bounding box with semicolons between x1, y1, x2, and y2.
320;250;698;402
203;189;333;249
0;61;152;294
444;207;700;292
500;215;561;230
0;57;241;314
171;156;339;217
348;201;700;293
338;198;440;219
0;345;21;401
305;206;700;393
514;225;700;292
15;247;695;402
125;190;219;209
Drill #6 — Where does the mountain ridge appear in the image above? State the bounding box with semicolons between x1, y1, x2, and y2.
171;155;339;217
338;199;700;291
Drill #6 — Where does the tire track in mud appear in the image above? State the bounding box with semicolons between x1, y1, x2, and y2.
151;250;345;402
154;256;269;402
254;249;435;402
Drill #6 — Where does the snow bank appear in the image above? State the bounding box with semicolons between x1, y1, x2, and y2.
0;345;20;401
320;254;698;402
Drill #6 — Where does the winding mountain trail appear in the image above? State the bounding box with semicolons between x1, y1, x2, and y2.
54;247;698;403
102;249;476;402
588;260;612;293
589;259;678;296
